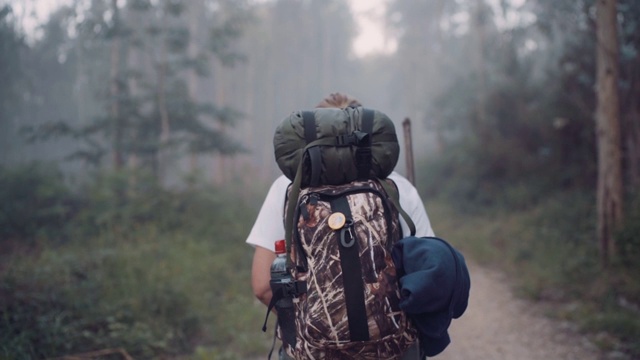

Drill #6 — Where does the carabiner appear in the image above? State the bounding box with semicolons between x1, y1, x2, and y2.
340;221;356;248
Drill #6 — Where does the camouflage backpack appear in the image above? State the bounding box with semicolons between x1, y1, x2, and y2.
273;107;418;359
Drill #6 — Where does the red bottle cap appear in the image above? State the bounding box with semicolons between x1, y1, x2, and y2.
274;239;286;255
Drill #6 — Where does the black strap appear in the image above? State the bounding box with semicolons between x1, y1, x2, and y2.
302;111;321;187
361;108;374;135
330;196;370;342
356;109;374;180
302;111;316;143
378;179;416;236
262;287;284;332
267;319;278;360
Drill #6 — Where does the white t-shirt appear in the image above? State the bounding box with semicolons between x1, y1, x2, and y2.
245;172;435;251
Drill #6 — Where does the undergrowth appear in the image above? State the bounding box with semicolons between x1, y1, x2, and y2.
0;165;272;359
424;189;640;358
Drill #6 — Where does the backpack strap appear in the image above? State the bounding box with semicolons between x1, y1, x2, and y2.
302;111;322;187
378;179;417;237
356;109;374;180
330;196;370;341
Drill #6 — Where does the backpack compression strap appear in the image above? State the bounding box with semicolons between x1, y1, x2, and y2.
302;109;374;186
378;179;417;237
302;111;322;187
356;109;374;180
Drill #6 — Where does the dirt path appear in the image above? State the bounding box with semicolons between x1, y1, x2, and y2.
435;261;602;360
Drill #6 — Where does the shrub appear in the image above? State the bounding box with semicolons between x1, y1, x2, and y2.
0;163;77;243
617;191;640;271
0;173;269;359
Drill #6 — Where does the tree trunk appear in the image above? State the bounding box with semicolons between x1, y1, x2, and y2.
595;0;623;267
157;57;170;185
187;0;202;175
472;0;488;140
209;58;227;185
127;37;142;191
155;5;171;186
110;0;123;170
156;74;170;182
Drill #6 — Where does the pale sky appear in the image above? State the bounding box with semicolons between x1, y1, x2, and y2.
348;0;395;57
8;0;391;58
8;0;532;57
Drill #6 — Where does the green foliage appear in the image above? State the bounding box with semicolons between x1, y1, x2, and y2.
617;192;640;270
582;310;640;356
0;165;269;359
14;0;249;172
417;139;556;214
609;191;640;318
73;170;183;233
0;163;77;243
412;6;639;357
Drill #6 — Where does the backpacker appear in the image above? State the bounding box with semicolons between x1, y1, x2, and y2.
272;107;418;359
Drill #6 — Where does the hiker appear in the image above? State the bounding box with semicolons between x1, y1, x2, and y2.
246;93;442;359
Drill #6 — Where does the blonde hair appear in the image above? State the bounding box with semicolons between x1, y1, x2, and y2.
315;92;362;109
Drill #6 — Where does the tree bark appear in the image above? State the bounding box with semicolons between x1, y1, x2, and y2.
187;0;202;175
155;4;171;186
472;0;488;140
157;56;170;185
110;0;123;170
595;0;623;267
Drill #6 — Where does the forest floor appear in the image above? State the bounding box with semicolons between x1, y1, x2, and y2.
435;260;618;360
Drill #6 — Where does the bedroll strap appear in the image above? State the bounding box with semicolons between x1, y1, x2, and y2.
330;196;370;342
356;109;374;180
302;111;322;187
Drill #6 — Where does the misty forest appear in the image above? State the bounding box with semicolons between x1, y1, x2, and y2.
1;0;639;358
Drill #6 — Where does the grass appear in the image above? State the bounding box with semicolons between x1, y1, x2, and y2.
0;188;273;359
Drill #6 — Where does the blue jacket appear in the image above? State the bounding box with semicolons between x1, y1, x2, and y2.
391;236;471;357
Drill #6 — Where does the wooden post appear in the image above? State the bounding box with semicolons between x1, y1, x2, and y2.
402;117;415;186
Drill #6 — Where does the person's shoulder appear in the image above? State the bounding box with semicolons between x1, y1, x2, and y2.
265;174;291;197
272;174;291;189
387;171;415;192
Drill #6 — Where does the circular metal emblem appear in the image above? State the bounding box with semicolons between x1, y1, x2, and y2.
328;212;346;230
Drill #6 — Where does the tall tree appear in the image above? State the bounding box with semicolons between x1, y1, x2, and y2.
109;0;124;170
21;0;248;186
595;0;623;266
0;5;26;163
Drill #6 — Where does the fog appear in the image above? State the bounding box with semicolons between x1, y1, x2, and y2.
1;0;638;193
1;1;639;358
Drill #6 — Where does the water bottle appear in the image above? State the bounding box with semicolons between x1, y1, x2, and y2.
270;239;296;346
